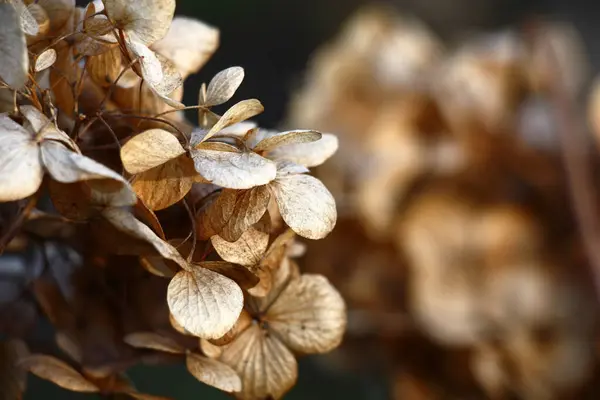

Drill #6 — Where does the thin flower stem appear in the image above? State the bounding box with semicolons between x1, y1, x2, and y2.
544;30;600;302
105;112;189;146
153;104;209;120
98;57;140;111
182;199;197;263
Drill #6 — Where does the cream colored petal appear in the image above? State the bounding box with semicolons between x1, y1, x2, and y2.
186;352;242;393
220;324;298;400
19;354;99;392
167;266;244;339
191;147;276;190
120;128;186;174
270;174;336;239
0;4;28;88
125;35;163;87
0;122;43;201
203;99;264;142
253;130;321;152
267;133;339;167
104;0;175;45
266;274;346;354
34;49;57;72
152;16;219;78
13;0;39;36
203;66;245;107
19;105;52;134
102;207;187;269
148;53;184;108
40;140;125;184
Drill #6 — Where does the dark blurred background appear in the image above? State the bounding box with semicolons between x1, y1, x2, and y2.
26;0;600;398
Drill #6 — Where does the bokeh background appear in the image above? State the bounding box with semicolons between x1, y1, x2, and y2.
21;0;600;398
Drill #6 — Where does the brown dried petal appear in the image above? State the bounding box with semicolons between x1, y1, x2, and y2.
19;354;99;392
132;157;196;211
167;266;243;339
197;187;270;242
266;274;346;354
102;207;187;269
220;324;297;400
124;332;185;354
199;261;260;292
87;46;122;87
211;217;270;266
186;352;242;393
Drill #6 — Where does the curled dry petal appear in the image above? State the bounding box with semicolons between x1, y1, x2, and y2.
40;141;126;184
270;174;337;239
125;34;163;87
252;130;322;152
266;274;346;354
0;120;43;201
0;4;28;88
220;324;298;400
152;17;219;78
120;129;186;174
203;99;264;142
203;66;245;107
191;148;276;190
104;0;175;45
148;53;185;108
19;354;99;392
196;187;271;242
102;207;187;269
211;217;270;266
267;133;339;167
124;332;185;354
186;352;242;393
167;266;244;339
34;49;57;72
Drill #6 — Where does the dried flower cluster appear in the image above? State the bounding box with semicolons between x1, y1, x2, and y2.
289;5;600;399
0;0;345;398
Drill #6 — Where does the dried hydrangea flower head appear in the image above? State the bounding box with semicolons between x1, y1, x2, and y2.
0;0;345;398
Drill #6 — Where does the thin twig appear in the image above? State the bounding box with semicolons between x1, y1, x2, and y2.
545;30;600;301
182;199;197;263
